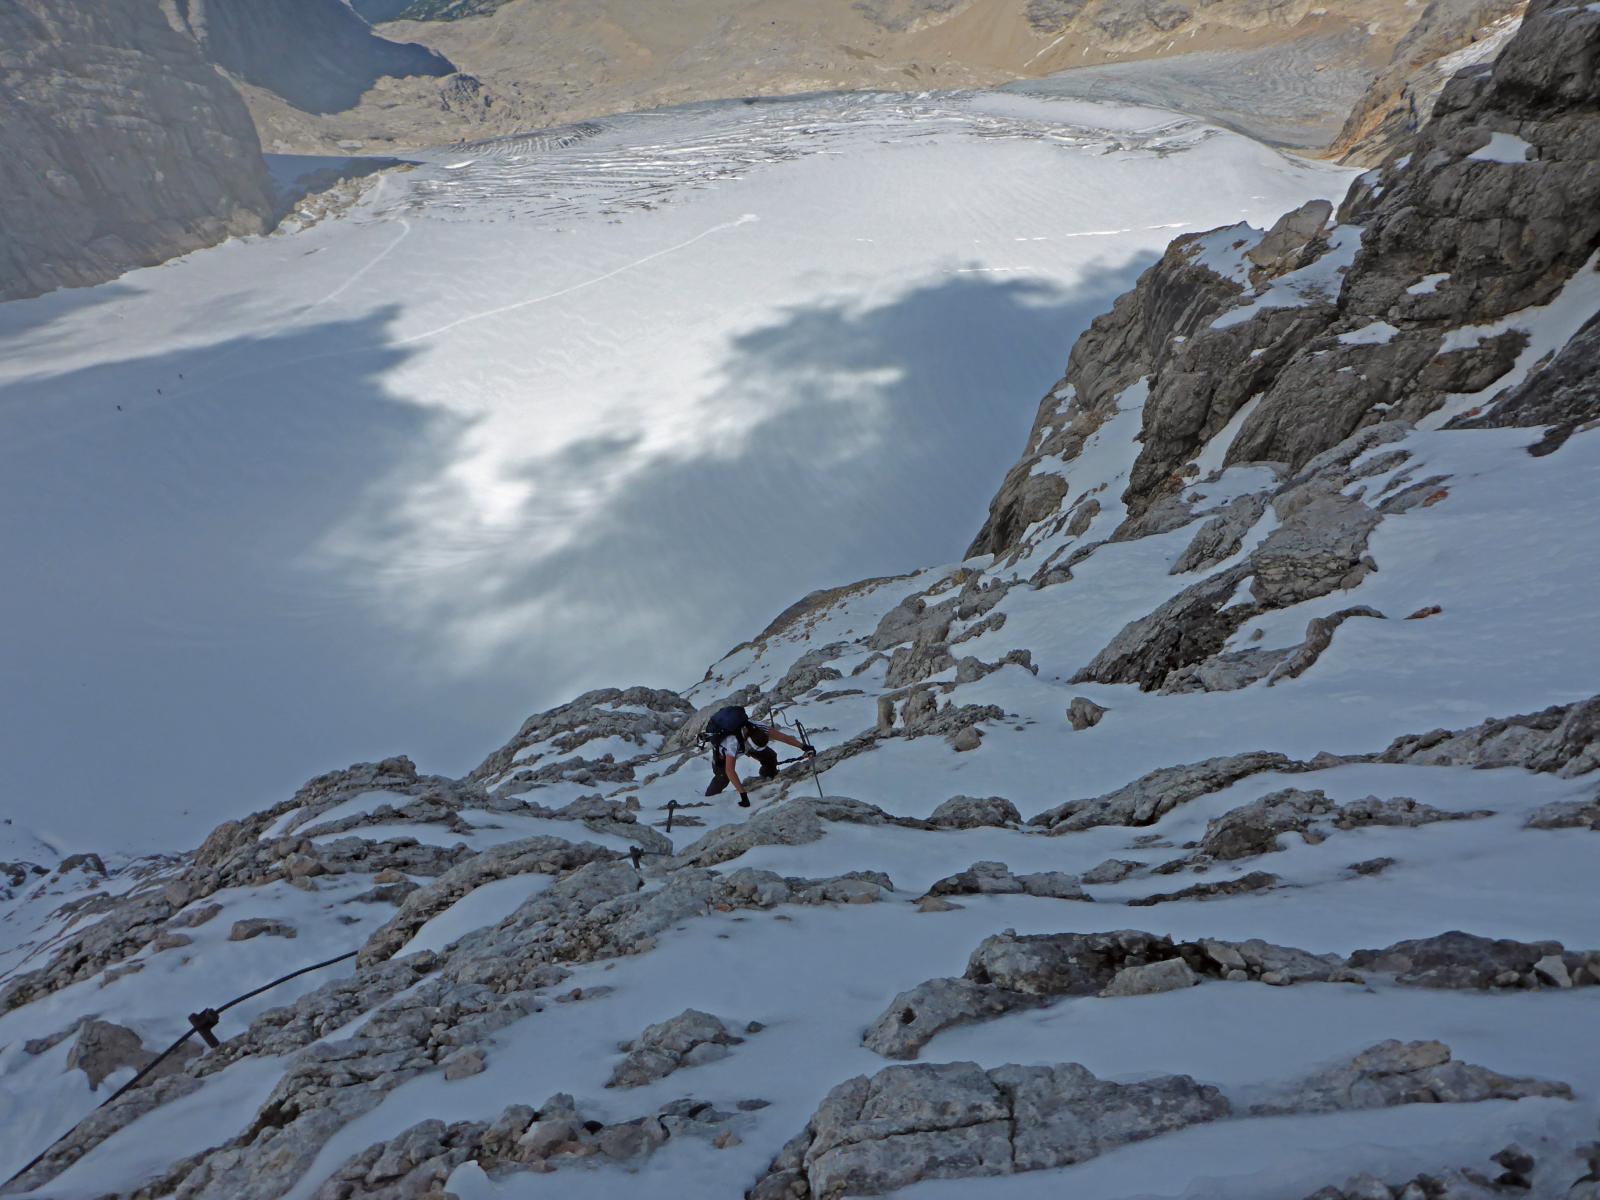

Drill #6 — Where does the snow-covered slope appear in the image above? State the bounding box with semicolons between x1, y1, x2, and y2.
0;89;1352;853
1;3;1597;1199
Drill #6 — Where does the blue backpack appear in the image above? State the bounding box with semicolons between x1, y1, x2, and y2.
704;705;751;754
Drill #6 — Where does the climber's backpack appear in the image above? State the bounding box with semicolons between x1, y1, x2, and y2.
702;705;751;755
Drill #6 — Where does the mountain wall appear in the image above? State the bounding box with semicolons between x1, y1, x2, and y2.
1329;0;1527;165
164;0;454;115
306;0;1421;151
2;3;1598;1198
972;0;1598;561
0;0;275;302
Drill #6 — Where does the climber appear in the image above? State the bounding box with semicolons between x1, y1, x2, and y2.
702;704;814;807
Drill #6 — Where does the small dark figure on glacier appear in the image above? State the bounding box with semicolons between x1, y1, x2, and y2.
702;705;814;807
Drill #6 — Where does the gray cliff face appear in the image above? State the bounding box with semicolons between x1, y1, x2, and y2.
0;0;274;303
165;0;454;115
970;0;1598;553
1330;0;1526;166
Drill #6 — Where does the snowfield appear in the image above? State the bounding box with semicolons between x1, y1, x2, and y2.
3;29;1599;1200
0;90;1352;853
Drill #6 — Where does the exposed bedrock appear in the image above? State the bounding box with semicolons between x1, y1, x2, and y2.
865;928;1599;1063
1030;750;1300;833
754;1043;1567;1198
1331;0;1527;165
1030;695;1598;839
0;0;275;302
470;686;693;786
314;1088;758;1198
967;0;1600;568
608;1008;749;1088
966;224;1251;559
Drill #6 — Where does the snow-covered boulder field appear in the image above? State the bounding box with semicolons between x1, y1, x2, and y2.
3;2;1599;1198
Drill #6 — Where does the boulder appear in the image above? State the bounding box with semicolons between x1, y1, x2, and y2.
1032;752;1296;833
609;1009;745;1087
228;918;297;941
1101;958;1200;997
1081;858;1144;884
1250;1040;1572;1115
1346;931;1593;989
862;978;1032;1060
928;796;1020;829
1066;697;1107;731
759;1058;1229;1197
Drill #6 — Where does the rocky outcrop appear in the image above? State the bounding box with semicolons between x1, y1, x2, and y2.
1330;1;1527;165
923;861;1088;902
1347;931;1600;988
313;1089;755;1198
66;1020;198;1091
969;0;1600;561
470;686;693;791
865;925;1599;1065
755;1058;1229;1198
0;0;274;301
1306;1141;1587;1200
866;929;1361;1060
926;796;1020;829
967;226;1250;559
1452;313;1600;454
358;836;621;965
1126;869;1283;905
1250;1038;1569;1115
608;1008;748;1088
1375;695;1600;777
1181;787;1491;863
669;796;925;870
755;1043;1566;1198
1030;750;1297;833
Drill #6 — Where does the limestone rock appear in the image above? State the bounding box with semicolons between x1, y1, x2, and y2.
165;0;452;116
1250;1040;1572;1115
1525;796;1600;830
228;918;297;941
947;726;983;753
1127;870;1281;906
360;835;618;965
1071;564;1257;691
66;1019;196;1091
1249;492;1381;608
1346;931;1596;989
1378;696;1600;778
1170;494;1270;575
997;1061;1229;1172
1081;858;1144;884
862;978;1033;1060
761;1058;1228;1197
1067;697;1107;731
1454;311;1600;454
1031;751;1296;833
1246;200;1334;279
608;1009;744;1088
1100;957;1200;997
0;0;274;302
926;861;1088;902
442;1047;487;1080
927;795;1021;829
671;797;924;870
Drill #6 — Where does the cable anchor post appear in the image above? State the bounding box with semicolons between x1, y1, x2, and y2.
187;1008;222;1049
